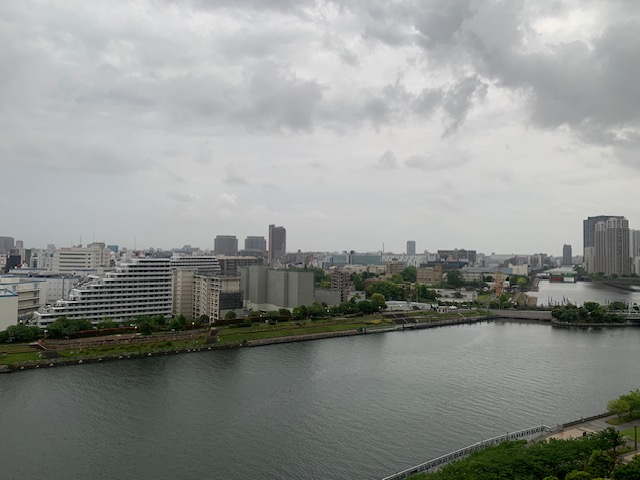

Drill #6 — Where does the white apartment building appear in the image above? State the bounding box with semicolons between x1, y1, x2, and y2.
169;255;221;272
0;276;47;323
0;288;19;330
51;243;110;272
34;258;173;326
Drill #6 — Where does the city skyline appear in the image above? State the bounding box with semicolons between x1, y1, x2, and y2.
2;1;639;254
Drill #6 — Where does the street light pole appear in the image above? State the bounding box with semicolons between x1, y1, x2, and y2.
635;425;638;451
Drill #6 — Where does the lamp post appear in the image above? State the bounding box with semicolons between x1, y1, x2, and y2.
635;425;638;451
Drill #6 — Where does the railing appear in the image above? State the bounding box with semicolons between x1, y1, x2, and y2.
381;425;551;480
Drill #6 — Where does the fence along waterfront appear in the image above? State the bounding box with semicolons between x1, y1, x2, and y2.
380;425;551;480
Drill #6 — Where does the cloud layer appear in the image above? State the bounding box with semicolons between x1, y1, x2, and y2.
1;0;639;254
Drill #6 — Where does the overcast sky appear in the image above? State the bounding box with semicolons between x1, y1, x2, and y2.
2;1;639;255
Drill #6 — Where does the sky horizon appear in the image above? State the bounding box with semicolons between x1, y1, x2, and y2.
2;1;639;256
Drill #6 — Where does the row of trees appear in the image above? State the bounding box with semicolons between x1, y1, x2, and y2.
417;428;633;480
607;389;640;418
551;302;626;324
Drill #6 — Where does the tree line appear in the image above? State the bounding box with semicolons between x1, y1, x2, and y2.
551;302;627;324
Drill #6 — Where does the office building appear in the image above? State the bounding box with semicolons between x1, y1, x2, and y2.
214;235;238;256
0;237;15;254
406;241;416;255
562;244;572;266
34;258;173;326
52;243;110;272
594;217;631;276
437;249;476;265
244;236;267;252
268;225;287;265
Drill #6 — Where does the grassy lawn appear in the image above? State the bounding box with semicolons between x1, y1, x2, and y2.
0;351;42;365
620;426;640;441
607;413;640;425
57;338;207;358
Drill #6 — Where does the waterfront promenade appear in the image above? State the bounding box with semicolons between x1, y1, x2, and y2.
381;413;640;479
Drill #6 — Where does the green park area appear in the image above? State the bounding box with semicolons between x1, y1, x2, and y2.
0;309;489;367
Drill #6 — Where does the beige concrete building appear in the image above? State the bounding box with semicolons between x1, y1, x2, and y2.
416;265;443;285
52;243;110;272
194;274;243;323
173;268;197;320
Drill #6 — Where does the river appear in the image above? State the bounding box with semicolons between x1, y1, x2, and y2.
1;322;639;480
535;279;640;307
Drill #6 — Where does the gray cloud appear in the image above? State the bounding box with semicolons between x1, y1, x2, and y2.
405;152;470;171
376;150;398;169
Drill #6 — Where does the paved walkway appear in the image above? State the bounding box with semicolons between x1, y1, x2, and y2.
541;414;640;463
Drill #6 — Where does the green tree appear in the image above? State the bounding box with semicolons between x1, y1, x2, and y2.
350;273;365;291
446;269;464;288
586;450;615;478
292;305;308;320
565;471;591;480
401;266;417;283
612;456;640;479
598;427;625;454
356;300;377;315
309;302;326;318
607;398;630;418
137;321;152;335
370;293;387;311
224;311;237;320
621;389;640;415
4;324;40;342
278;308;291;319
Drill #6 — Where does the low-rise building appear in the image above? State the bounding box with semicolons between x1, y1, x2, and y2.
416;265;443;285
0;276;47;323
0;288;19;330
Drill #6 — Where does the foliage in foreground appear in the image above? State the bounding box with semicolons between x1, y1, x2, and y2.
408;428;628;480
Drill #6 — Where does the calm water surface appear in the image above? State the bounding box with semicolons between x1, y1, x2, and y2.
536;279;640;306
1;322;640;480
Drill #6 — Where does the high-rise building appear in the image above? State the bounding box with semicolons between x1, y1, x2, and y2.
562;244;572;266
594;217;630;276
244;236;267;252
406;240;416;255
583;215;616;273
630;230;640;259
268;225;286;265
0;236;15;254
214;235;238;256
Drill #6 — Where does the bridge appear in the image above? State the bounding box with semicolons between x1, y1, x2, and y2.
381;425;551;480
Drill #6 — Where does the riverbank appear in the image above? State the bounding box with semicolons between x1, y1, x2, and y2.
8;308;634;373
1;311;493;372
